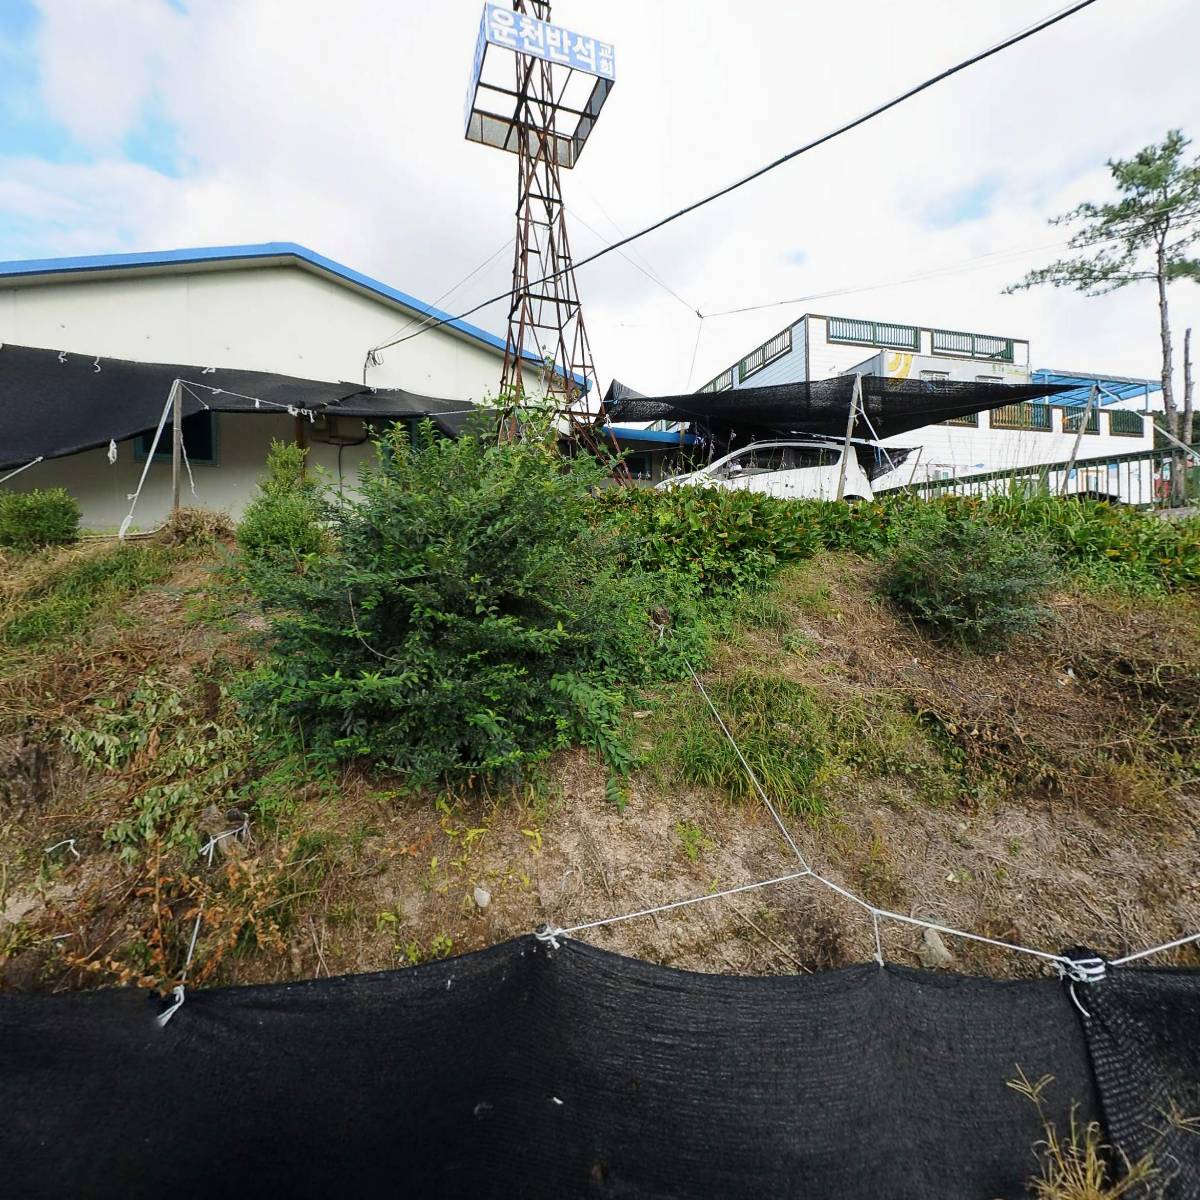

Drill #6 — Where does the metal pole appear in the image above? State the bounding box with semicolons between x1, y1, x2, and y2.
835;374;861;501
905;444;925;494
170;378;183;514
1059;382;1096;497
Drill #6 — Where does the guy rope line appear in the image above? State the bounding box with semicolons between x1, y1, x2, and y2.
537;650;1199;983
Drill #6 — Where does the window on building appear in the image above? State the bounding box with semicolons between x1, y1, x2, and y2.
136;411;217;464
921;370;950;381
975;374;1003;383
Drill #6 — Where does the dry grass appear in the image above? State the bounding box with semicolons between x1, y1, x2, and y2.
1008;1070;1159;1199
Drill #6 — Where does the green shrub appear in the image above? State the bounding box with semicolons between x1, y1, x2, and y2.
236;442;325;563
601;485;822;596
882;506;1060;649
0;488;80;549
239;424;659;784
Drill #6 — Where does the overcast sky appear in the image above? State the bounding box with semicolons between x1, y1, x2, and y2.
1;0;1198;395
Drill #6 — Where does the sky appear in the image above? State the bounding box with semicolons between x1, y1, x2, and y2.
1;0;1198;396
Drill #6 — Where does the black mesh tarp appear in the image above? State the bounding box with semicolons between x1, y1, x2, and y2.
2;935;1196;1198
0;343;479;468
603;375;1075;443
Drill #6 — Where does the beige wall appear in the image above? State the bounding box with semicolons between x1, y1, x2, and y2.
0;262;518;528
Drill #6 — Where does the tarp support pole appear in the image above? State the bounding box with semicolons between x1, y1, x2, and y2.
835;375;862;501
170;379;183;514
1059;382;1097;496
294;411;308;479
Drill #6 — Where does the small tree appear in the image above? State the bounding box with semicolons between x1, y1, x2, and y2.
1007;130;1200;496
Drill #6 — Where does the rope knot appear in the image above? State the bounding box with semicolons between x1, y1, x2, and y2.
1058;953;1107;985
535;924;565;951
157;984;186;1028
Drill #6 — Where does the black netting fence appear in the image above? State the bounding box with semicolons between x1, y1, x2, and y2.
2;935;1196;1198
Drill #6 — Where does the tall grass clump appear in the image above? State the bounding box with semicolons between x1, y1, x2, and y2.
671;670;829;815
882;504;1060;650
0;487;80;550
0;543;177;647
239;422;663;784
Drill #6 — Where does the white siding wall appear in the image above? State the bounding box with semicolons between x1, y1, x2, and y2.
0;264;519;528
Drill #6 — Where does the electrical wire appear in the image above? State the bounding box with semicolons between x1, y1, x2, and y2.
367;236;516;360
379;0;1104;352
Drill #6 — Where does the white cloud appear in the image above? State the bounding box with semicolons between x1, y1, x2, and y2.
3;0;1199;391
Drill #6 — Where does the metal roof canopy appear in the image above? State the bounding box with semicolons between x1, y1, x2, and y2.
1031;369;1162;406
464;4;614;169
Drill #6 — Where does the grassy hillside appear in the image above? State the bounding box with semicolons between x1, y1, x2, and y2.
2;498;1197;991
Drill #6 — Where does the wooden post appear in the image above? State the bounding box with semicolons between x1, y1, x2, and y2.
169;378;183;514
1059;382;1096;497
835;374;862;501
294;412;309;479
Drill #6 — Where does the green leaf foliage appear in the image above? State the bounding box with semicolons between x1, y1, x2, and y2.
882;505;1061;650
239;424;656;784
0;487;80;549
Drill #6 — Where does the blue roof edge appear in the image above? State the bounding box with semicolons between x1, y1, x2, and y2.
0;241;587;387
602;424;697;446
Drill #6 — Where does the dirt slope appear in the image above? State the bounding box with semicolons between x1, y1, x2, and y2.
1;542;1197;992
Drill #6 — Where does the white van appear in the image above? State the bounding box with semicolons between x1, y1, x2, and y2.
656;440;876;501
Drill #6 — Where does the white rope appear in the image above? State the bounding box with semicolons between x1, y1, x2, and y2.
855;403;900;477
536;870;813;945
44;838;80;860
157;906;202;1028
200;818;249;865
179;379;482;420
1111;931;1200;967
118;383;176;540
0;456;45;485
180;436;197;498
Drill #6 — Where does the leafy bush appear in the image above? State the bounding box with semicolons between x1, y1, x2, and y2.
0;487;80;549
240;424;658;783
882;506;1060;649
979;492;1200;593
601;485;822;596
236;442;325;564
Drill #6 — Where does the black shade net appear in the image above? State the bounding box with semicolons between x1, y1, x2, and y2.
603;375;1076;445
1;935;1196;1199
0;343;479;469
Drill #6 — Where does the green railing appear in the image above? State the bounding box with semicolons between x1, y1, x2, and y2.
877;444;1200;509
991;402;1052;431
1060;407;1099;434
738;327;793;382
699;367;734;394
826;316;919;351
931;328;1015;362
941;413;978;427
1109;409;1147;436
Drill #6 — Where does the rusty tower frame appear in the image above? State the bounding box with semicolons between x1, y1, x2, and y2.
464;1;615;433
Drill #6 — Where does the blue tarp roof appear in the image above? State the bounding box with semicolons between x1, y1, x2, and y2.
0;242;587;388
601;424;697;446
1031;369;1161;406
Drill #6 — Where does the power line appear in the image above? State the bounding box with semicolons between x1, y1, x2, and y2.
566;204;701;318
367;236;515;360
701;209;1200;320
380;0;1103;353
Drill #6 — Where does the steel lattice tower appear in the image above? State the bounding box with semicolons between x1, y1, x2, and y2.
464;2;616;432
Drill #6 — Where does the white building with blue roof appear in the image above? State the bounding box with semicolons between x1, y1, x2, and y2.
0;242;557;528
